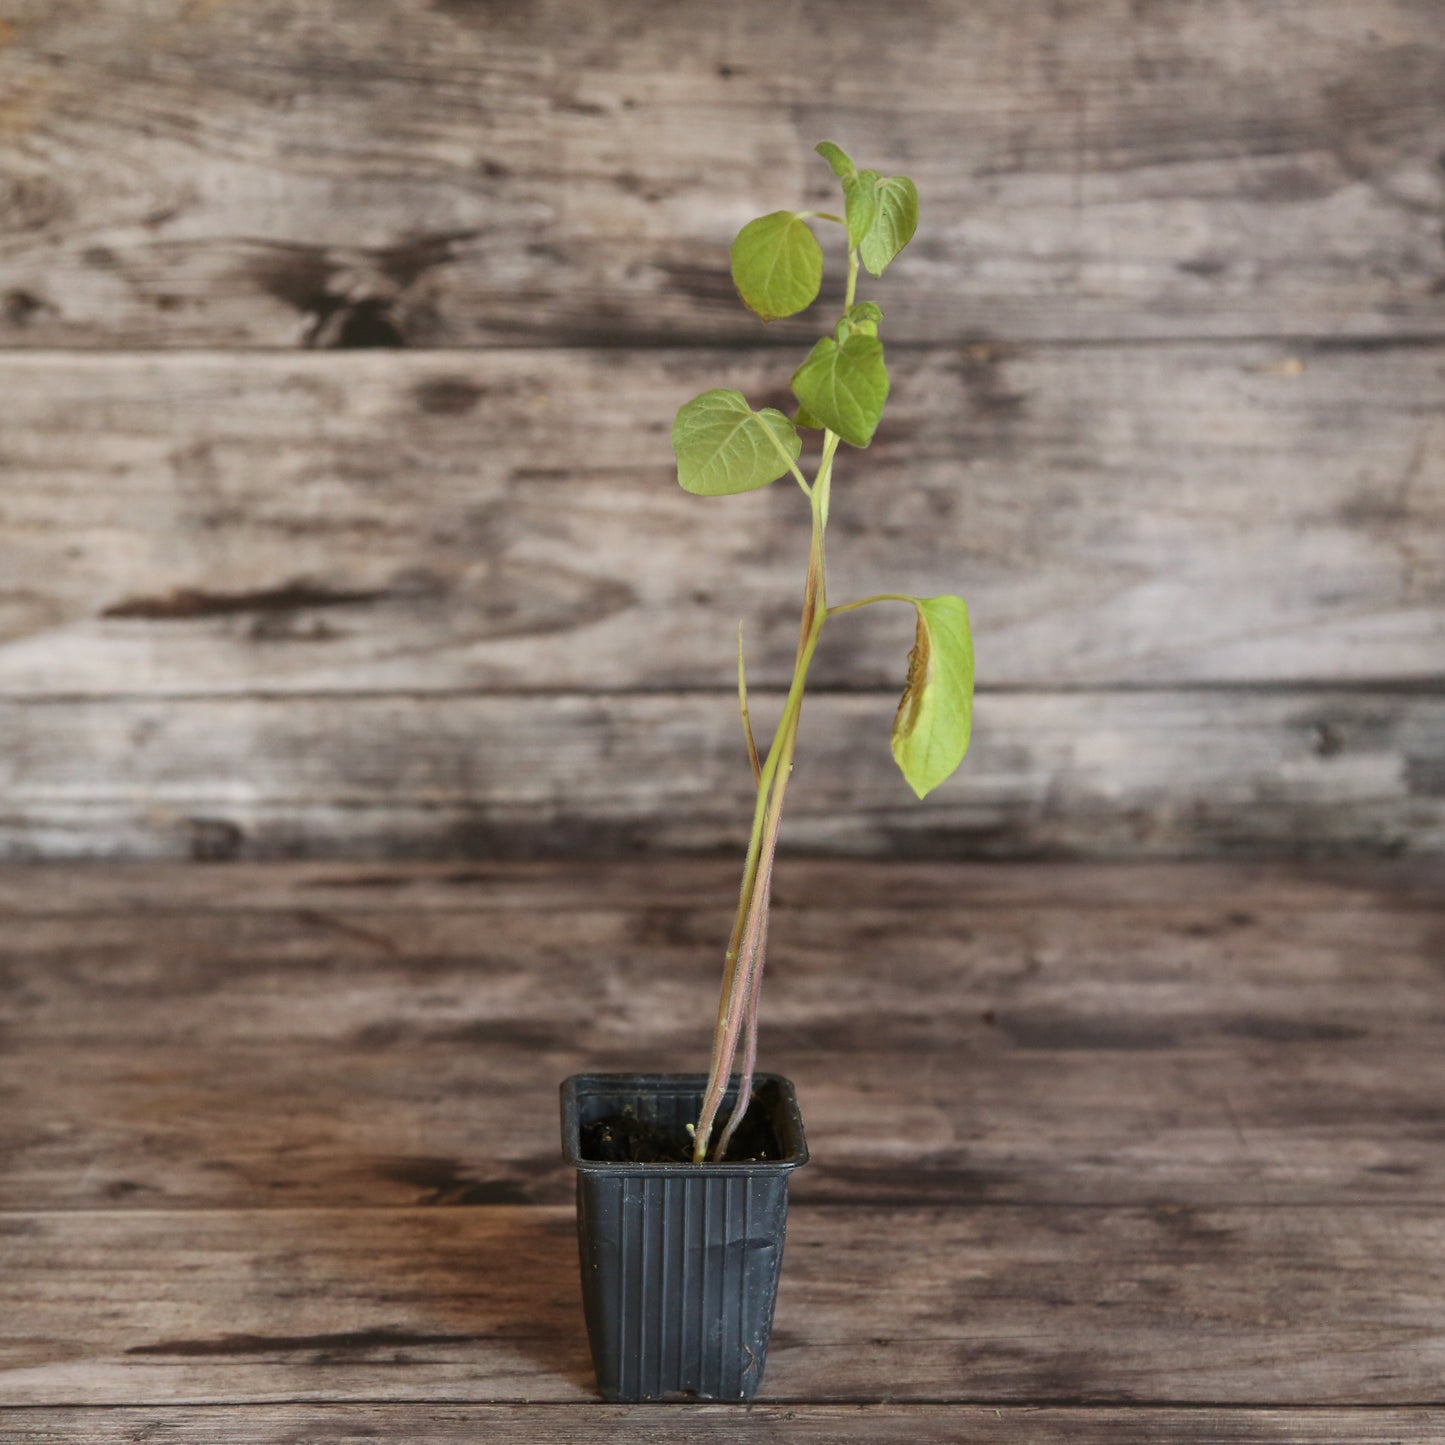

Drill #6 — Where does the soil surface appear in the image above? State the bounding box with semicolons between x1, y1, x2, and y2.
580;1101;781;1164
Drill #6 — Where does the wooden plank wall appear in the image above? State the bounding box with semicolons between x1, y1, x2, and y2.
1;0;1442;861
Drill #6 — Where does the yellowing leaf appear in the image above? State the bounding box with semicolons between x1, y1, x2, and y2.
891;595;974;799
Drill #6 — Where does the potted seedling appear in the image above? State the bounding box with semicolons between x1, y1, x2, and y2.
561;141;975;1402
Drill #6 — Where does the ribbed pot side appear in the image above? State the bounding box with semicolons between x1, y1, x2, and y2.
560;1073;808;1402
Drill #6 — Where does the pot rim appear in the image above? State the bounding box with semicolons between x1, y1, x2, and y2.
560;1071;809;1174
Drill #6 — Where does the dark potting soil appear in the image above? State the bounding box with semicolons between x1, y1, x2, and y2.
580;1101;781;1164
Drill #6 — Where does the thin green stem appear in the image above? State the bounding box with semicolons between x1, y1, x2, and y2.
736;623;761;786
811;430;840;534
694;440;834;1163
694;248;864;1164
826;592;916;618
760;421;812;497
696;620;809;1102
797;211;845;225
693;619;821;1161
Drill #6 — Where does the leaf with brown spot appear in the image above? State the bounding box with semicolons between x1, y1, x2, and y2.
891;595;974;800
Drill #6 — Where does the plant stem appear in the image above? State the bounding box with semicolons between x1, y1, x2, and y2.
712;755;787;1160
691;623;819;1161
737;624;761;786
693;426;841;1164
715;925;766;1159
826;592;916;618
759;409;812;497
693;248;859;1165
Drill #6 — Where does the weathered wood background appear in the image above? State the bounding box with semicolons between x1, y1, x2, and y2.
1;0;1442;859
2;858;1443;1439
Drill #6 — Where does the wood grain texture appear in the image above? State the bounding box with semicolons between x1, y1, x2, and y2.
3;0;1442;1429
2;859;1441;1420
3;1;1443;866
1;0;1442;347
1;861;1440;1212
2;346;1441;696
5;1404;1444;1444
1;689;1440;861
2;855;1439;914
4;1202;1445;1406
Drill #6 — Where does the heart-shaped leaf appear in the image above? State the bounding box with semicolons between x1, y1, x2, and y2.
858;175;918;277
790;332;890;448
730;211;824;322
891;595;974;800
672;389;802;495
842;168;881;249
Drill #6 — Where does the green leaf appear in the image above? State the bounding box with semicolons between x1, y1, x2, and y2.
730;211;824;322
793;402;825;430
891;595;974;800
790;332;890;447
672;389;801;496
842;168;880;249
858;175;918;276
814;140;856;179
817;144;879;249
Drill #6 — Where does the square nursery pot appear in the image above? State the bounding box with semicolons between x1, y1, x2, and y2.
560;1072;808;1402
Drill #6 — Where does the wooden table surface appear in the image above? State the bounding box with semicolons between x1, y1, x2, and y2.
2;858;1442;1441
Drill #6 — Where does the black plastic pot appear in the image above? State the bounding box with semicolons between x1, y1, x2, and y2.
560;1072;808;1402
